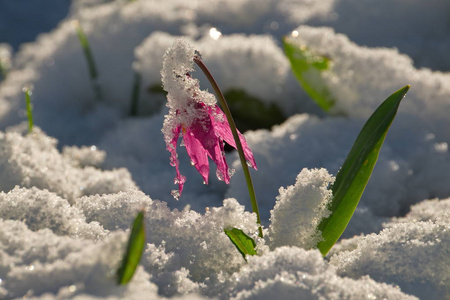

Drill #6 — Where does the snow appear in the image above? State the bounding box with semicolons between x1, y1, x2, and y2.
269;168;333;250
226;247;417;300
0;125;136;203
329;200;450;299
0;0;449;299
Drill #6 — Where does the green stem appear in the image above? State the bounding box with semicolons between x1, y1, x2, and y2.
194;56;263;238
24;87;33;134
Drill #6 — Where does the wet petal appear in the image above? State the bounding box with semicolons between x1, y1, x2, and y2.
166;125;186;197
188;116;231;183
209;105;257;169
183;126;210;184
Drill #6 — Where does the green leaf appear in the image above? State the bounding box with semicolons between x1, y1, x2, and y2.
224;89;286;132
283;37;334;112
317;85;410;256
73;20;102;101
117;210;146;285
224;228;257;260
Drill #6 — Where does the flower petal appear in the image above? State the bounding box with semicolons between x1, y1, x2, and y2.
209;105;257;169
187;115;231;184
183;126;210;184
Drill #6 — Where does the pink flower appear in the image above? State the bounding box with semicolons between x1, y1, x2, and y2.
161;39;256;199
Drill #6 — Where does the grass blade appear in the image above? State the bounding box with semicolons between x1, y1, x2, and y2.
130;72;141;116
224;228;257;261
73;20;103;101
0;45;12;80
317;85;410;255
283;37;334;112
117;210;146;285
23;85;34;134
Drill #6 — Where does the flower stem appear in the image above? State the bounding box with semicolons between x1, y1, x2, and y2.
194;56;263;238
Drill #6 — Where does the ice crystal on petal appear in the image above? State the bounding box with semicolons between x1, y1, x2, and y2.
161;38;256;199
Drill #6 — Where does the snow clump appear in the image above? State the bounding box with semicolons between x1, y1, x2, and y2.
0;187;106;240
161;38;216;136
224;247;417;300
0;126;136;203
329;202;450;300
269;168;333;249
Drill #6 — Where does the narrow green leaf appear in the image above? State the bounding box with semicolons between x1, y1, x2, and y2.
117;210;146;285
0;45;12;80
73;20;103;101
283;37;334;112
224;228;257;260
0;60;9;80
130;72;141;116
317;85;410;255
23;85;33;134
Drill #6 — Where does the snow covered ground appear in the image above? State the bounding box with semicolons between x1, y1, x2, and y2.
0;0;449;299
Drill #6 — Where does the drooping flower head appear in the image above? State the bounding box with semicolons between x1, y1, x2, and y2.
161;39;257;199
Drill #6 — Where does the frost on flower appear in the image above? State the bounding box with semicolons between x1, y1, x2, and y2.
161;38;256;199
269;168;333;250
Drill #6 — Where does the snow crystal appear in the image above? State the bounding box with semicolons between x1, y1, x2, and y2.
0;187;106;240
224;247;416;299
390;197;450;224
75;188;154;231
0;126;136;203
161;38;217;143
269;168;333;250
329;213;450;299
160;38;199;108
0;220;156;299
62;145;106;168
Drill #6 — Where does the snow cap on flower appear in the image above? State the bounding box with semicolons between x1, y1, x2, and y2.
161;38;256;199
161;38;216;117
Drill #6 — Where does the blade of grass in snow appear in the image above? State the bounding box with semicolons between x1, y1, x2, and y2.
116;210;145;285
0;60;8;80
23;85;34;134
224;228;257;261
283;37;335;112
317;85;410;255
130;72;141;116
73;20;103;102
0;46;11;80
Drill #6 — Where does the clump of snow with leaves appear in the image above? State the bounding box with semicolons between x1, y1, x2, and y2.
0;0;449;299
